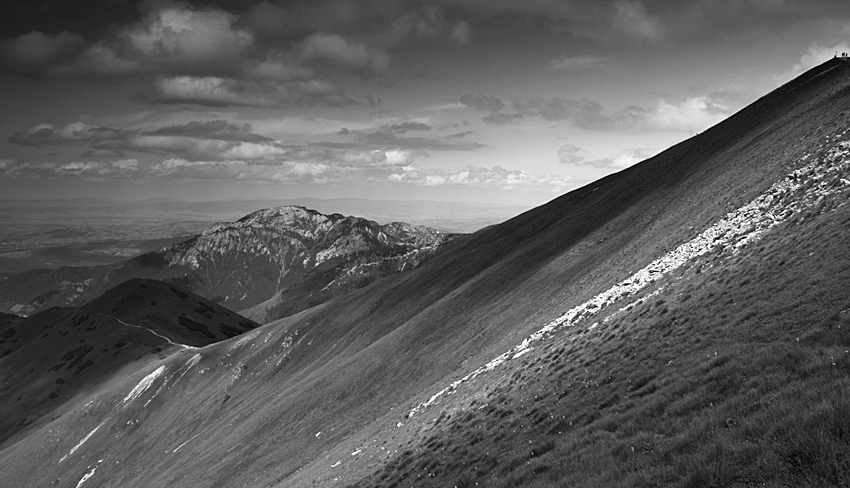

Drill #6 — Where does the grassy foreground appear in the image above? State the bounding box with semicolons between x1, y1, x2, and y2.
349;183;850;487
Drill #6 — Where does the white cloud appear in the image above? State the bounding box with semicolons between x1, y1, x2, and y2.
290;162;330;176
152;77;270;107
383;149;418;166
775;42;850;86
120;5;255;67
0;159;26;178
147;158;352;184
607;153;641;168
557;144;655;169
387;165;571;191
51;159;139;179
219;142;289;160
642;96;727;132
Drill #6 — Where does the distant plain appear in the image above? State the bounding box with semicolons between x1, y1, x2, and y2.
0;198;525;274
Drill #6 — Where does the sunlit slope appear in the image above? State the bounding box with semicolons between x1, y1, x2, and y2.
347;143;850;488
1;58;849;488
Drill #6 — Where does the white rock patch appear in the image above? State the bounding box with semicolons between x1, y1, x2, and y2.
59;420;106;464
74;461;102;488
119;366;166;410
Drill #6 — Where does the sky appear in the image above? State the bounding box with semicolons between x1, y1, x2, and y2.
1;0;849;208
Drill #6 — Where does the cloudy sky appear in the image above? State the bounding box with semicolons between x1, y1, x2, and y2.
1;0;849;207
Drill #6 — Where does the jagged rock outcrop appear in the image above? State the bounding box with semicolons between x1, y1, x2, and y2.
160;206;455;320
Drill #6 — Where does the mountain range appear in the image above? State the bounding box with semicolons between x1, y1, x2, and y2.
0;206;455;323
2;58;850;487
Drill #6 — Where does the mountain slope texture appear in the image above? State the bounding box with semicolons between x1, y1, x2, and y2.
2;58;850;487
0;206;454;323
0;278;258;449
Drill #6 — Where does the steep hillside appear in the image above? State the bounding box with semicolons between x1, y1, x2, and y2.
1;59;849;488
0;206;455;322
0;279;258;449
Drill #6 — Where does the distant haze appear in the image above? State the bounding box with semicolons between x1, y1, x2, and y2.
0;197;526;272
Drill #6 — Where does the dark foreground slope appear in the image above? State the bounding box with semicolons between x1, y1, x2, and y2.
0;279;258;449
1;59;850;488
0;207;454;322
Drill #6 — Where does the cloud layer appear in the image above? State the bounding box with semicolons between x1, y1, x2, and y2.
459;93;730;133
3;117;568;190
558;144;656;169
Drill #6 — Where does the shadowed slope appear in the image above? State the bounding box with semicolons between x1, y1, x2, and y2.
1;59;850;488
0;279;258;449
85;278;259;347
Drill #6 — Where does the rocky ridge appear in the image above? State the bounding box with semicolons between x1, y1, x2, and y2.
161;206;455;319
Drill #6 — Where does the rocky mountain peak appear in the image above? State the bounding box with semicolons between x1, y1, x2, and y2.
236;205;334;227
159;205;456;316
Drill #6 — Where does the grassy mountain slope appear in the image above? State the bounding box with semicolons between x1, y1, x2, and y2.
0;279;258;449
1;59;849;488
346;161;850;488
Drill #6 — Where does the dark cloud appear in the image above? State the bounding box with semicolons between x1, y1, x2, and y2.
433;0;850;43
0;1;144;39
299;32;389;75
0;31;86;77
82;148;126;158
327;122;485;151
481;112;525;126
365;93;383;110
142;76;354;108
1;154;572;191
386;121;432;132
459;93;505;113
446;130;475;139
557;144;584;165
0;158;139;180
1;1;476;80
9;120;282;161
469;95;609;127
0;4;260;78
461;92;730;132
9;120;277;153
240;0;363;39
9;123;128;147
547;54;608;70
360;130;485;151
5;119;471;170
147;120;273;143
